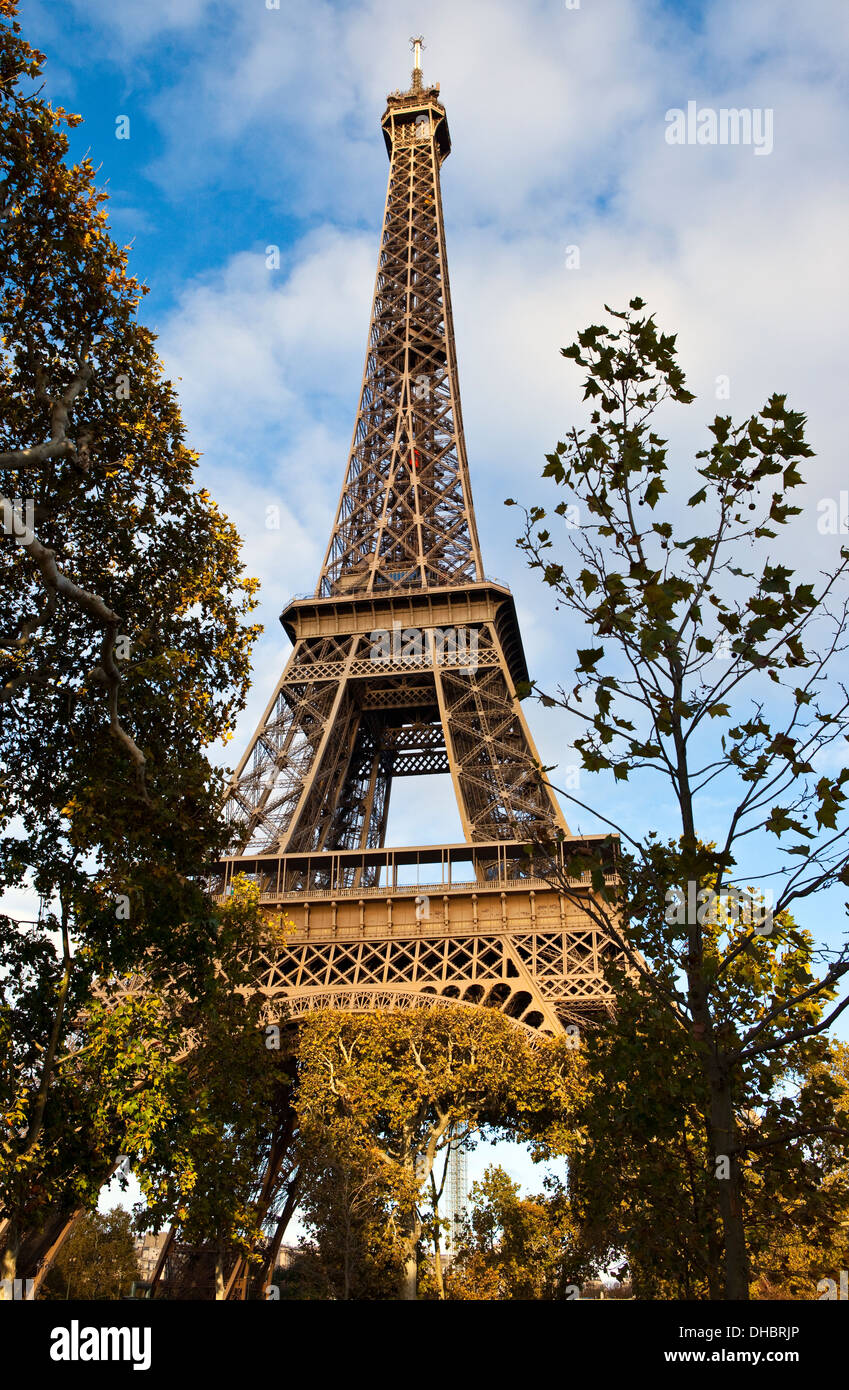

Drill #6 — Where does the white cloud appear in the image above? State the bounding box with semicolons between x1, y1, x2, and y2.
135;0;849;888
158;230;375;444
67;0;214;46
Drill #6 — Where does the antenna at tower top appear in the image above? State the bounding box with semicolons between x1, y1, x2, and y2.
411;35;424;91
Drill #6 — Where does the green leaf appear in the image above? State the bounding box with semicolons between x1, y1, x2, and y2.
576;647;604;673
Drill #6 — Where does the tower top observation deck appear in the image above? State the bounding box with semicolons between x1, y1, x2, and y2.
382;35;451;161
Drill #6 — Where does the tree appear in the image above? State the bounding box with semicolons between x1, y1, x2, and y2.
120;883;300;1302
41;1208;140;1300
296;1146;402;1300
4;881;290;1300
295;1005;582;1299
0;2;259;1282
567;950;723;1299
447;1164;589;1300
748;1040;849;1299
270;1243;332;1301
569;908;849;1299
510;299;849;1297
132;1010;299;1303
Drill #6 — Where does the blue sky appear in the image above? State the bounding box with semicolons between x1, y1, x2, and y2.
14;0;849;1202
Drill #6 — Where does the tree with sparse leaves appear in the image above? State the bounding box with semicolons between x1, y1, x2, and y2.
510;299;849;1298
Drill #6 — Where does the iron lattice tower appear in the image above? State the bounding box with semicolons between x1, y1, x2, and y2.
218;44;615;1037
444;1140;469;1259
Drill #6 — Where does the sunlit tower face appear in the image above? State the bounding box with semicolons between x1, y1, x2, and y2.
216;42;613;1046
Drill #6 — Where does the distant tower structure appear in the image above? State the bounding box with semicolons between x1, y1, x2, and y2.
444;1140;469;1258
218;42;617;1033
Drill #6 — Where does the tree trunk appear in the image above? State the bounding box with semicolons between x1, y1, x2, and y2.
400;1243;418;1301
214;1238;226;1300
399;1142;421;1300
1;1220;18;1284
432;1237;445;1300
707;1228;724;1301
709;1069;749;1299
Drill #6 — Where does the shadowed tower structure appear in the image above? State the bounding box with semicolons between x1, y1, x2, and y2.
218;41;615;1038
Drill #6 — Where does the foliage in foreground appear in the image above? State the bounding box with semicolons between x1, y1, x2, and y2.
0;0;259;1282
512;299;849;1297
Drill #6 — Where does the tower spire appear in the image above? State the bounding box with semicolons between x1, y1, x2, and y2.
411;35;424;93
318;47;475;597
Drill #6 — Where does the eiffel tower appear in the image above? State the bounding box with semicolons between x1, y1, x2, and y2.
218;40;614;1038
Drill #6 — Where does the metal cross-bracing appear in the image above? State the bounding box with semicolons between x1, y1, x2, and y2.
225;589;568;860
218;51;618;1042
243;877;618;1039
317;71;483;597
216;840;620;1037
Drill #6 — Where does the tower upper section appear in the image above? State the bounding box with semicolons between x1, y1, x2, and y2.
380;42;451;163
317;42;483;598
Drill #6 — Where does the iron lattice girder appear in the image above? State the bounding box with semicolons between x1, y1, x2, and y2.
219;67;616;1033
227;874;619;1037
225;608;566;856
217;841;620;1035
318;81;482;597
